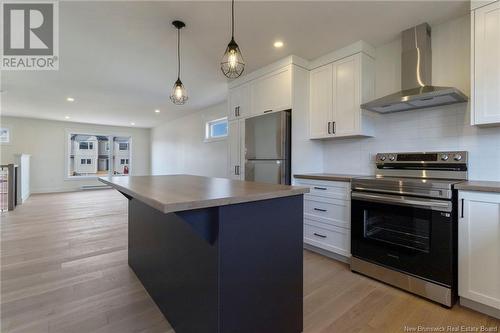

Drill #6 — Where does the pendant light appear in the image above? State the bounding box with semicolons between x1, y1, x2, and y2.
220;0;245;78
170;20;188;105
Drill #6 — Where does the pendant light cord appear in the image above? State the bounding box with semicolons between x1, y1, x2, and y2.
231;0;234;38
177;28;180;79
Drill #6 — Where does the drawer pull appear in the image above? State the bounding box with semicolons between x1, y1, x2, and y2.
313;186;327;190
313;208;327;212
313;232;327;238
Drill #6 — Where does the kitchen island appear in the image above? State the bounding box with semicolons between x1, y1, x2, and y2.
99;175;308;333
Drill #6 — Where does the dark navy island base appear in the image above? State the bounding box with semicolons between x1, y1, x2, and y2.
125;194;304;333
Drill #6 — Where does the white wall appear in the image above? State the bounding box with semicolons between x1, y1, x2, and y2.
151;102;228;178
322;15;500;181
0;116;151;193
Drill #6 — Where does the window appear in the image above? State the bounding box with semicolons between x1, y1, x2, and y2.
68;133;131;178
205;117;228;142
79;142;94;150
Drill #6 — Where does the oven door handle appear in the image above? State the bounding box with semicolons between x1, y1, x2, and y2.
351;192;452;212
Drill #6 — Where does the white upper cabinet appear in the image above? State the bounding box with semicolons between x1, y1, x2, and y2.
458;191;500;311
471;1;500;126
332;56;360;137
228;84;249;121
310;64;333;138
309;53;375;139
250;66;292;116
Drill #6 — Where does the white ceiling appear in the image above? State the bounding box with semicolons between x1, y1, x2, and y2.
1;1;468;128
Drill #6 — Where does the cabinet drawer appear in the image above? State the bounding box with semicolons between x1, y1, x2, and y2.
304;220;350;257
304;197;350;229
295;179;350;200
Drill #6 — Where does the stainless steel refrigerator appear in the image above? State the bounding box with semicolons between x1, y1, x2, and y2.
245;110;291;185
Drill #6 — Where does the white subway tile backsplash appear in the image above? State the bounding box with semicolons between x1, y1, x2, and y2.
323;104;500;181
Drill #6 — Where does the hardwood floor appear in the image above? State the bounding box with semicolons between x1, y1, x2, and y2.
1;190;499;333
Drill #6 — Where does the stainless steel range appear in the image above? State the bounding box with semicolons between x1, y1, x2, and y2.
350;151;468;307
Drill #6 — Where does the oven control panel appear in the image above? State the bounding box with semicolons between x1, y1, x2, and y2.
376;151;468;164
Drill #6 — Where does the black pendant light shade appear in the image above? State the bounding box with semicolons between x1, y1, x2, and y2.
221;0;245;78
170;20;188;105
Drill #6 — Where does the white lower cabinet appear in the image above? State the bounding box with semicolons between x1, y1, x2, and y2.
227;119;245;180
304;220;350;257
458;190;500;314
295;178;351;258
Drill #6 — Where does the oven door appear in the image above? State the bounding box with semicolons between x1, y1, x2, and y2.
351;192;456;287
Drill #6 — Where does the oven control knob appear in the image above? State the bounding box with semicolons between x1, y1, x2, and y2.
454;154;462;161
440;154;449;161
388;155;396;161
379;155;386;161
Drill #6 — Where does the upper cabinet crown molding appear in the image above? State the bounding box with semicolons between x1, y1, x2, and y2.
471;0;500;126
470;0;499;10
228;55;308;90
309;40;376;70
228;40;375;89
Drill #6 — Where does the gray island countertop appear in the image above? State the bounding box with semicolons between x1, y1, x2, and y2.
99;174;309;213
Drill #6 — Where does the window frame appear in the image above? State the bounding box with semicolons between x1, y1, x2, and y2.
204;117;228;143
64;129;133;180
0;126;11;145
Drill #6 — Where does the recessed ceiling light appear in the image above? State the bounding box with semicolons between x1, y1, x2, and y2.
65;116;70;119
66;97;75;102
155;109;160;113
273;41;284;48
130;122;135;126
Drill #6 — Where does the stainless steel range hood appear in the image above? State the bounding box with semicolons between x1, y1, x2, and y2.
361;23;467;114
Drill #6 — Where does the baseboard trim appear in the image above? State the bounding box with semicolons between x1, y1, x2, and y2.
31;187;111;194
460;297;500;319
304;243;350;264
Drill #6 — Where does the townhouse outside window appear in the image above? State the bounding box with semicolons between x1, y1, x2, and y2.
67;133;131;178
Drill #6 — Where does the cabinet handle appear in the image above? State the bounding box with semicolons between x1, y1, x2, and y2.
236;165;240;175
263;109;273;113
313;186;327;190
327;122;331;134
313;208;327;212
313;232;327;238
461;198;464;219
332;121;336;134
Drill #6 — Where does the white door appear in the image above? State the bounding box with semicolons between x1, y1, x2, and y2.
228;84;249;121
473;1;500;125
309;64;333;138
250;67;292;116
458;191;500;310
227;120;241;179
332;55;360;137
